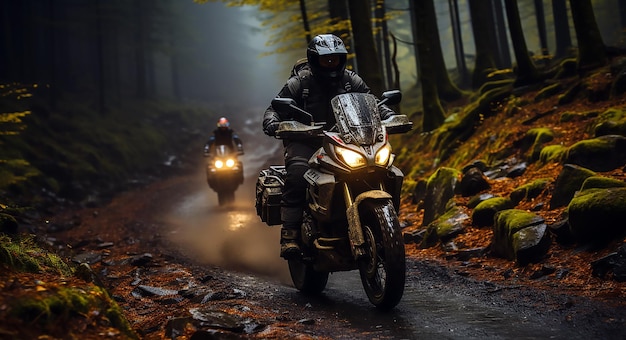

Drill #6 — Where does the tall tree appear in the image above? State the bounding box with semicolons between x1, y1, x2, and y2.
503;0;541;86
448;0;468;88
533;0;549;60
569;0;607;72
410;0;463;102
412;0;445;131
552;0;573;58
347;0;384;96
467;0;500;88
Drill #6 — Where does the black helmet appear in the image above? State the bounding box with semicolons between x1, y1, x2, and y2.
306;34;348;81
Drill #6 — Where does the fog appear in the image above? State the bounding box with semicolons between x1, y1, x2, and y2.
164;3;293;282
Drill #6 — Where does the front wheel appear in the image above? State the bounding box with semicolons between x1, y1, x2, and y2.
358;199;406;310
288;259;329;295
217;190;235;206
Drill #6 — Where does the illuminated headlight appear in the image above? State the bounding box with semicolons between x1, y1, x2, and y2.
226;159;235;167
375;144;392;166
214;160;224;168
336;146;366;168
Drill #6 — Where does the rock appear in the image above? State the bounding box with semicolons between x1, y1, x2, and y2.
459;167;490;197
550;164;596;209
563;135;626;172
425;206;469;242
188;308;246;333
509;178;550;205
491;209;550;264
422;167;461;226
0;213;18;235
472;197;514;227
567;187;626;244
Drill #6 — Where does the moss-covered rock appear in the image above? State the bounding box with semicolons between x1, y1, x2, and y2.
471;196;515;227
510;178;551;205
534;82;562;102
563;135;626;172
491;209;549;264
422;167;461;226
539;144;567;164
580;176;626;191
423;206;469;245
593;108;626;137
559;110;600;123
521;128;554;162
567;187;626;243
550;164;596;209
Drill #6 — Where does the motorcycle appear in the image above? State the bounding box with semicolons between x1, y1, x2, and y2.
205;144;244;206
255;90;412;309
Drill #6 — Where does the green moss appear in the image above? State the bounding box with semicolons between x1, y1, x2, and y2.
510;178;551;204
539;144;567;164
559;110;600;123
0;234;73;276
580;176;626;190
8;285;138;339
534;82;562;102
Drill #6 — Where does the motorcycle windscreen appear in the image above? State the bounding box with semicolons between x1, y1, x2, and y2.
214;144;229;157
331;93;383;146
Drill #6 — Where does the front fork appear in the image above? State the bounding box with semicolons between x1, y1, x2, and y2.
344;182;392;259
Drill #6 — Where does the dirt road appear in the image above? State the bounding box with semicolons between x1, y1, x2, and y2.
47;148;626;339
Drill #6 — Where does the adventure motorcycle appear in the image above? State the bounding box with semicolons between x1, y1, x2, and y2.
205;144;244;206
255;90;412;309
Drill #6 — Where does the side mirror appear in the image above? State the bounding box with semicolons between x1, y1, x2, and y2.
271;97;314;125
271;97;297;114
379;90;402;106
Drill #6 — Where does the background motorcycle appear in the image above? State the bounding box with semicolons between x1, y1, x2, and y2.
205;144;244;206
256;90;412;309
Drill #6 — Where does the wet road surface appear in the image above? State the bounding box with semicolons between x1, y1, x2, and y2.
160;142;624;340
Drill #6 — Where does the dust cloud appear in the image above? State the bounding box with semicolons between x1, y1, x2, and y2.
164;129;292;285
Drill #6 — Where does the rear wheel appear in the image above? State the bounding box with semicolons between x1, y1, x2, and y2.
288;259;329;295
358;199;405;310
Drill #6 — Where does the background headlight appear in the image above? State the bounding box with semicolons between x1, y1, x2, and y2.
214;160;224;168
226;159;235;167
336;146;366;168
375;144;391;166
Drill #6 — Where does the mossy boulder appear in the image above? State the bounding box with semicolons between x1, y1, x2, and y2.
422;167;461;226
559;110;599;123
593;108;626;137
550;164;596;209
0;213;18;235
509;178;551;205
580;176;626;190
563;135;626;172
471;197;515;227
518;128;554;162
539;144;567;164
491;209;550;264
422;206;469;247
567;187;626;243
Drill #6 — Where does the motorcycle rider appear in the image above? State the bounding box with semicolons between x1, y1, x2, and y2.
262;34;398;259
204;117;244;156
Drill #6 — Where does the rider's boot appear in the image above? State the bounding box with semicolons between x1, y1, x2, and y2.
280;227;301;259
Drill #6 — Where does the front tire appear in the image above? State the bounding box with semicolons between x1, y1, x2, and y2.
217;190;235;206
358;199;406;310
288;259;329;295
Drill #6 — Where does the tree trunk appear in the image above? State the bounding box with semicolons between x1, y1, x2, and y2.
347;0;384;97
491;0;511;68
533;0;549;60
448;0;469;88
569;0;607;72
503;0;540;86
299;0;311;44
328;0;353;70
133;0;146;99
552;0;572;58
374;0;393;89
95;0;105;114
468;0;498;88
412;0;445;131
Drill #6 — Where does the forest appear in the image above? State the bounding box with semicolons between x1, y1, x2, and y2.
0;0;626;338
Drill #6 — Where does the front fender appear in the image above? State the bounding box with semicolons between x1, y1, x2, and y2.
346;190;392;259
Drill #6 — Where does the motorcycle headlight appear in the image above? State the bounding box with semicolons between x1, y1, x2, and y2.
375;143;392;166
336;146;366;168
226;159;235;167
214;160;224;168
